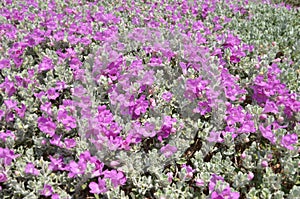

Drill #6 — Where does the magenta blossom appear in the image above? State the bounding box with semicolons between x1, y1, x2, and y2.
40;184;53;197
67;160;87;178
103;170;126;188
25;162;40;176
89;177;107;194
38;57;54;72
259;124;276;144
211;186;240;199
162;91;173;102
0;172;7;183
281;133;298;150
37;116;56;137
160;144;177;158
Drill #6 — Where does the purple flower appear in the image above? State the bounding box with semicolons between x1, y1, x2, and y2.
38;57;54;72
182;164;195;179
247;172;254;181
259;124;276;144
57;110;77;131
211;186;240;199
48;155;65;171
162;91;173;102
195;179;205;187
0;77;16;97
103;170;126;188
25;162;40;176
263;99;278;114
261;160;268;168
67;160;86;178
209;174;224;191
132;95;149;118
0;147;19;166
160;144;177;158
15;103;26;118
0;172;7;183
238;120;256;133
157;116;177;142
64;138;76;149
207;131;224;143
167;172;173;183
0;130;15;142
41;102;53;117
281;133;298;150
0;59;10;70
47;88;60;100
51;193;60;199
40;184;53;197
92;160;105;177
38;116;56;137
193;101;212;115
4;99;17;110
49;134;63;147
89;178;107;194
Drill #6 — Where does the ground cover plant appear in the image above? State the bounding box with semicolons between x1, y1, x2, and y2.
0;0;299;198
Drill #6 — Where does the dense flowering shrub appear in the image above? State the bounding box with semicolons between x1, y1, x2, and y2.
0;0;299;198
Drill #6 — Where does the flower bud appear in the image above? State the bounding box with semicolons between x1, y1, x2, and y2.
241;152;246;159
259;114;267;120
267;154;273;160
277;116;284;123
261;160;268;168
247;172;254;181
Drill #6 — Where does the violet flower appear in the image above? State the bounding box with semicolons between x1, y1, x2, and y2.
37;116;56;137
89;177;107;194
40;184;53;197
160;144;177;158
281;133;298;150
103;170;126;188
25;162;40;176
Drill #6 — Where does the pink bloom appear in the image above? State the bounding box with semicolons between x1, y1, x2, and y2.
15;103;26;118
103;170;126;188
248;172;254;181
207;131;224;143
64;138;76;149
89;178;107;194
167;172;173;183
41;184;53;197
0;147;19;166
47;88;59;100
67;160;87;178
48;156;65;171
0;130;15;142
40;102;52;115
211;186;240;199
4;99;17;110
49;134;63;147
259;124;276;144
0;59;10;69
261;160;268;168
209;174;224;191
182;164;195;179
51;194;60;199
25;162;40;176
0;172;7;183
38;116;56;137
281;133;298;150
195;179;205;187
162;91;173;102
263;100;278;114
160;144;177;158
38;57;54;72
